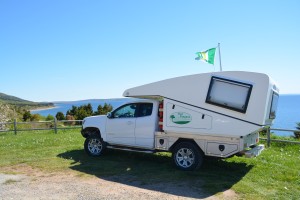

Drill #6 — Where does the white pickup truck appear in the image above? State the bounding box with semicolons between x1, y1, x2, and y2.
81;71;279;170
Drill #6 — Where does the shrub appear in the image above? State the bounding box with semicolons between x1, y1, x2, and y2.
294;122;300;139
23;110;32;121
30;114;42;121
56;112;65;120
65;115;75;126
45;114;54;121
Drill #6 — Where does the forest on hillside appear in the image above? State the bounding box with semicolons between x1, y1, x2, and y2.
0;92;54;125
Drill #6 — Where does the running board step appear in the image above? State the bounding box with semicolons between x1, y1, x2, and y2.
244;144;265;158
107;146;155;154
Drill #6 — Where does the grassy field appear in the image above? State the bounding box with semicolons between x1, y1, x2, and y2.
0;129;299;199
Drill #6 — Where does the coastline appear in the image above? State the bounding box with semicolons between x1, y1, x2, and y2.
30;105;57;112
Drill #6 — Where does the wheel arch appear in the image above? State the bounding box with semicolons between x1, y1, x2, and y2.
81;127;101;138
169;138;204;154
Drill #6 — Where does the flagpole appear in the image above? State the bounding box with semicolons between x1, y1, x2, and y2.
218;43;223;71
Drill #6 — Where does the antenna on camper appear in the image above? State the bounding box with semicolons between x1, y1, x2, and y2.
218;43;223;72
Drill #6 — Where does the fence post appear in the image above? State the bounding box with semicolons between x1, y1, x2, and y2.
54;117;57;134
267;127;271;147
13;119;17;135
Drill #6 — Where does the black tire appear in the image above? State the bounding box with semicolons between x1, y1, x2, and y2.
172;141;203;171
84;136;105;157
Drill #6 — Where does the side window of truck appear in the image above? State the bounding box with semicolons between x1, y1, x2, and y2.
137;103;153;117
113;104;137;118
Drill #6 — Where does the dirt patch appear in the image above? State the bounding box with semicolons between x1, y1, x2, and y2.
0;165;238;200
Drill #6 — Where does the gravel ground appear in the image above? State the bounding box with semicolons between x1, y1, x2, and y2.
0;165;238;200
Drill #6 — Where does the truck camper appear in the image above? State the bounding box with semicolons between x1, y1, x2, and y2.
81;71;279;170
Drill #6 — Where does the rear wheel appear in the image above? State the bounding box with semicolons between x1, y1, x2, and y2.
84;136;105;156
172;142;203;171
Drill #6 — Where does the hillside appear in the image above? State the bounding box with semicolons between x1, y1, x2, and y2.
0;92;53;108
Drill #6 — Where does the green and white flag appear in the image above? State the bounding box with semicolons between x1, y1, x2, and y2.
195;48;216;65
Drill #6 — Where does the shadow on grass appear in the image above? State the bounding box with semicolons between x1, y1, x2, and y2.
57;149;253;199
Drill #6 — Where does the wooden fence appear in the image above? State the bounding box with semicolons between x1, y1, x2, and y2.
262;127;300;146
0;119;299;146
0;118;83;134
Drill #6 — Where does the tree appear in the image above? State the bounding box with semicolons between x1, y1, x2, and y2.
66;105;78;116
66;104;94;120
94;103;113;115
56;112;65;120
85;103;93;116
103;103;113;114
94;105;104;115
45;114;54;121
65;103;112;120
23;110;32;121
76;108;89;120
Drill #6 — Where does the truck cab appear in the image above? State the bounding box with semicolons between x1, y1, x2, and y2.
81;99;160;152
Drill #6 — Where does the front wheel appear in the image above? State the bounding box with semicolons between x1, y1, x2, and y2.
172;142;203;171
84;136;105;156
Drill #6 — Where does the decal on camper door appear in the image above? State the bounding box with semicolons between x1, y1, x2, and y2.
170;112;192;125
165;102;212;129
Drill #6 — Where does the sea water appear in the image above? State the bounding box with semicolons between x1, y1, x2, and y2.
272;94;300;136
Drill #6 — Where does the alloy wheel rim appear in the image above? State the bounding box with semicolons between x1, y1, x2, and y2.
176;148;195;168
88;139;102;155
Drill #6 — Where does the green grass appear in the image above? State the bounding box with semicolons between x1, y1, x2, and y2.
0;130;83;170
0;129;299;199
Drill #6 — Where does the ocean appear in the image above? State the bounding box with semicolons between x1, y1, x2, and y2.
31;95;300;136
272;95;300;136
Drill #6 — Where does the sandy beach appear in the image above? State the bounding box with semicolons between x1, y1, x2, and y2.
29;105;56;112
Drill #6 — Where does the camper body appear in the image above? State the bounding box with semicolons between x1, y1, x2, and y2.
81;71;279;170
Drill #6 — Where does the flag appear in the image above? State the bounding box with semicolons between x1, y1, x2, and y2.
195;48;216;65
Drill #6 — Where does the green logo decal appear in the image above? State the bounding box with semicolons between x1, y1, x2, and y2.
170;112;192;125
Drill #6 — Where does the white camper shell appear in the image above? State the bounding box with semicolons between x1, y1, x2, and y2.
123;71;278;156
82;71;279;170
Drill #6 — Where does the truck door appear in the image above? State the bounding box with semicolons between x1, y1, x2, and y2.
106;103;137;146
134;103;156;148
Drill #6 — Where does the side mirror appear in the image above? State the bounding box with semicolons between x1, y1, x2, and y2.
107;112;112;119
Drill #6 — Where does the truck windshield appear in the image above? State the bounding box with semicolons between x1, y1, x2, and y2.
269;92;279;119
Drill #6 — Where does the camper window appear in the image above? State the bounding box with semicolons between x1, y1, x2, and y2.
269;92;279;119
206;77;252;113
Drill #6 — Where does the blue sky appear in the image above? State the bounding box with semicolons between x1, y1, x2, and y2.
1;0;299;102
